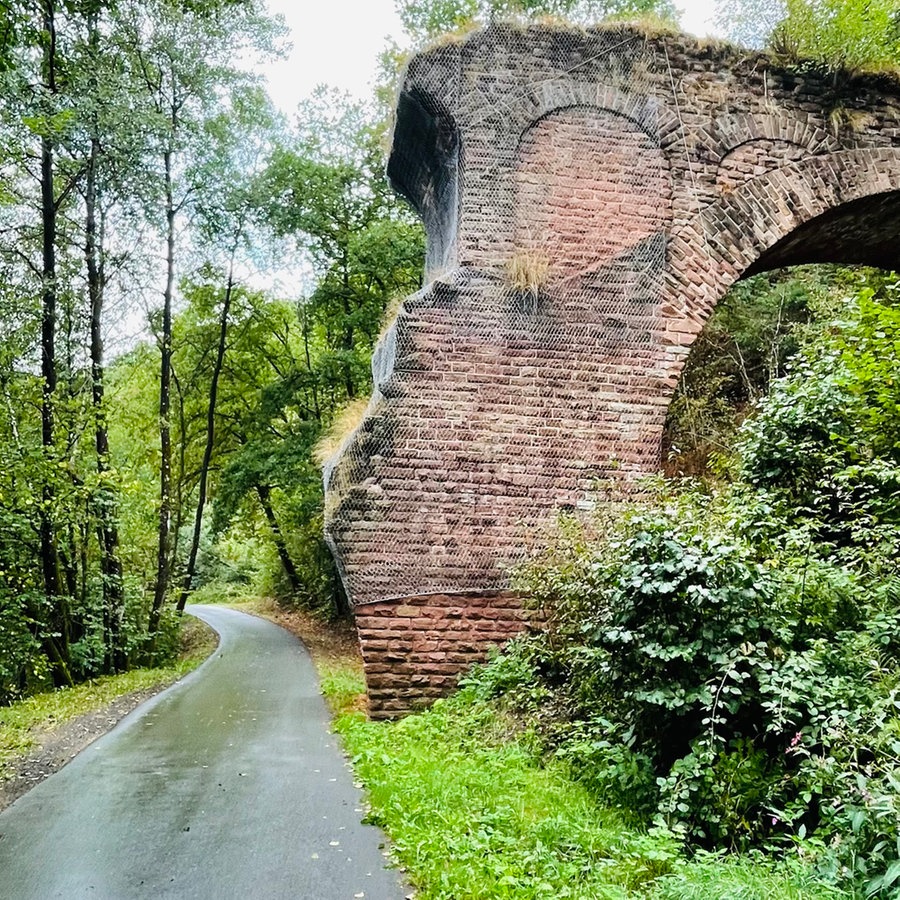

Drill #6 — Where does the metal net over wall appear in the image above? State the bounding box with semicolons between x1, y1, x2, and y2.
324;23;679;607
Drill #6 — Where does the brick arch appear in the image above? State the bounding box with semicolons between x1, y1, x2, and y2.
510;82;668;143
660;147;900;378
692;110;839;162
513;104;672;286
715;138;810;193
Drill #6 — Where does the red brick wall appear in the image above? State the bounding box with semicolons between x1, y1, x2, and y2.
715;138;809;194
326;25;900;716
515;107;669;279
356;592;532;718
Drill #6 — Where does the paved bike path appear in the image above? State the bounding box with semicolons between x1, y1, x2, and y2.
0;606;406;900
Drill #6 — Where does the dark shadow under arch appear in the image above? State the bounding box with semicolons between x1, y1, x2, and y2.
745;192;900;275
387;87;461;278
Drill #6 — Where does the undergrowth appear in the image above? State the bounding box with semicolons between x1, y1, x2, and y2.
336;692;848;899
320;664;366;716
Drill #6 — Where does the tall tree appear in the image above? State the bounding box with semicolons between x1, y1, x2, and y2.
115;0;280;634
76;1;127;670
176;88;277;610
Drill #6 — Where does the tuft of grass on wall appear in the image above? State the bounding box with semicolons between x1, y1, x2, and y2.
506;248;550;300
313;397;371;468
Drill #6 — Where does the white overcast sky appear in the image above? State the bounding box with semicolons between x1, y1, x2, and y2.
260;0;722;115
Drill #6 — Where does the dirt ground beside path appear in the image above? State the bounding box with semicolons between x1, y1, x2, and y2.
0;684;175;813
0;617;218;813
265;605;363;669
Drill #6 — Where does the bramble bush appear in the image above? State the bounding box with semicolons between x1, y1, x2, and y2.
507;488;900;889
455;278;900;893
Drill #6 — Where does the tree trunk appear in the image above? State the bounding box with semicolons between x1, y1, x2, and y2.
177;255;237;612
341;262;355;399
39;0;72;687
255;483;301;596
85;69;126;669
149;149;176;637
170;365;187;571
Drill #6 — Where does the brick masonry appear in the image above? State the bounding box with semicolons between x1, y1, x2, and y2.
325;23;900;716
356;592;532;719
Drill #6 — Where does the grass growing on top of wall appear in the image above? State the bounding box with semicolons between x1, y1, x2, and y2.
334;689;847;900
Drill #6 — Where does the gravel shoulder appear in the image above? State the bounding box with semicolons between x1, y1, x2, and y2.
0;602;360;814
0;616;218;813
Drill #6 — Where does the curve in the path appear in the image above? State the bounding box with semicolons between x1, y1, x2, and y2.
0;605;406;900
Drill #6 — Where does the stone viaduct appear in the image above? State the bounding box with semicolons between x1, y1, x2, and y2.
322;22;900;716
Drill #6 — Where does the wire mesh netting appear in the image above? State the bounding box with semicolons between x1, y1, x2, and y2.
324;23;682;606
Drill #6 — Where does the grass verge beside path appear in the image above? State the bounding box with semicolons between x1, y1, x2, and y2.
0;615;217;776
333;694;848;900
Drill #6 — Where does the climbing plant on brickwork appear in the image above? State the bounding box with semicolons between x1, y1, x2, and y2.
776;0;900;71
716;0;900;70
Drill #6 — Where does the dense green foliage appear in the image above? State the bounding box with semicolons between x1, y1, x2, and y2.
336;686;848;899
0;4;422;701
775;0;900;71
483;276;900;896
717;0;900;72
0;0;284;696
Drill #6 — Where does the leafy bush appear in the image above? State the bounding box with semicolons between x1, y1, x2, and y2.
0;588;44;704
740;286;900;548
506;478;900;894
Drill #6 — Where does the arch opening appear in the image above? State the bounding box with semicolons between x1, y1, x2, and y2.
387;87;461;279
745;192;900;275
662;263;855;477
663;179;900;477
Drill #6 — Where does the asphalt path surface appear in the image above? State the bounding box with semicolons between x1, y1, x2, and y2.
0;605;407;900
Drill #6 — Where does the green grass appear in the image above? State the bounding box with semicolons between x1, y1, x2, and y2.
0;615;217;771
654;854;849;900
334;693;850;900
319;664;366;716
